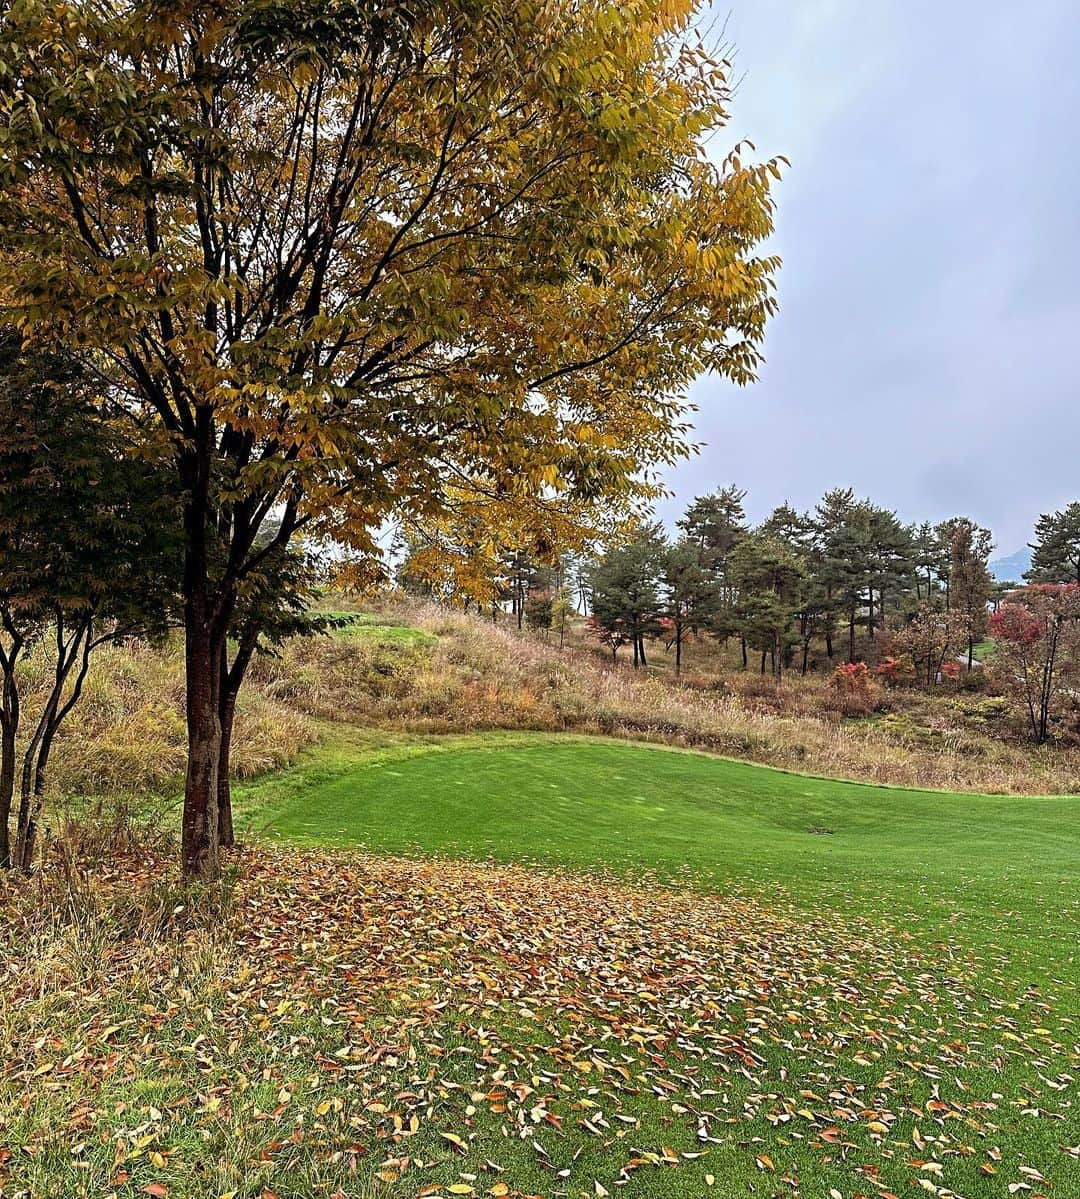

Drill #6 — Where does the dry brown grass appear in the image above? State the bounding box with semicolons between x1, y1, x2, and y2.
27;599;1080;806
22;636;314;802
317;601;1080;795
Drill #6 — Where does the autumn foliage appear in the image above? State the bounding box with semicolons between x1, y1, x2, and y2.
0;0;783;878
828;660;870;691
989;583;1080;743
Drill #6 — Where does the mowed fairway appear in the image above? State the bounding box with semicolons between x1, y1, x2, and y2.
245;733;1080;979
224;736;1080;1195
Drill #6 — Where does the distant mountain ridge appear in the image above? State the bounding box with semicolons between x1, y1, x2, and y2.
988;547;1031;583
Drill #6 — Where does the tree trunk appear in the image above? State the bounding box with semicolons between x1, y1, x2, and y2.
741;637;748;669
179;411;231;882
216;630;256;852
0;642;20;869
12;774;40;874
638;636;647;668
0;691;16;870
0;718;14;870
217;688;237;850
13;618;87;873
848;615;856;662
675;626;682;676
1037;625;1059;744
15;725;54;874
183;613;223;880
632;637;640;669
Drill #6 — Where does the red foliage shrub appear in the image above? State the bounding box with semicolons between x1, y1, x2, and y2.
829;660;870;692
990;604;1040;645
876;655;916;685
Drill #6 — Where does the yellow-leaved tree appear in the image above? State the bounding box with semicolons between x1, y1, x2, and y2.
0;0;782;878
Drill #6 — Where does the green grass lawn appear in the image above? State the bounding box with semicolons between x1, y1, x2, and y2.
240;732;1080;985
6;734;1077;1199
241;734;1080;1195
318;610;438;647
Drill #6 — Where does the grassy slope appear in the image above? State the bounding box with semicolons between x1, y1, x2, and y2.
240;733;1080;985
7;738;1079;1198
7;606;1079;1199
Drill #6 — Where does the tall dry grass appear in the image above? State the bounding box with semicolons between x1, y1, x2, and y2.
242;600;1078;794
416;605;1080;792
23;599;1080;806
19;636;313;802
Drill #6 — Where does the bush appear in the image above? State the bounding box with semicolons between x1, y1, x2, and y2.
821;661;886;717
962;696;1010;726
829;661;870;691
876;654;916;686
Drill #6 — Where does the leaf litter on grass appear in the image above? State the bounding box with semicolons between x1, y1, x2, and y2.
0;849;1076;1198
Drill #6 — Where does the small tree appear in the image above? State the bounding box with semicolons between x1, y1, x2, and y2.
587;614;629;663
662;538;720;675
550;588;575;650
524;590;554;637
990;584;1080;744
0;332;176;870
891;603;964;688
944;518;993;668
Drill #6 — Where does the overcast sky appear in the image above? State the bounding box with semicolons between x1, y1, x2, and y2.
657;0;1080;554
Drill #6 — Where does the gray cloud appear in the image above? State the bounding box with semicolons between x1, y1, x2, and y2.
659;0;1080;554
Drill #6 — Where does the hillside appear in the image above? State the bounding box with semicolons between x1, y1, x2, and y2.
30;601;1080;807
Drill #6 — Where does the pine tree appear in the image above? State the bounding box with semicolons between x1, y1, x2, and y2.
588;526;667;669
1028;504;1080;584
679;486;749;659
662;538;721;675
729;533;806;679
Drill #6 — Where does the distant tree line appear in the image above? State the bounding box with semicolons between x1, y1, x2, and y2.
397;486;1080;697
582;486;1002;678
395;485;1080;742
